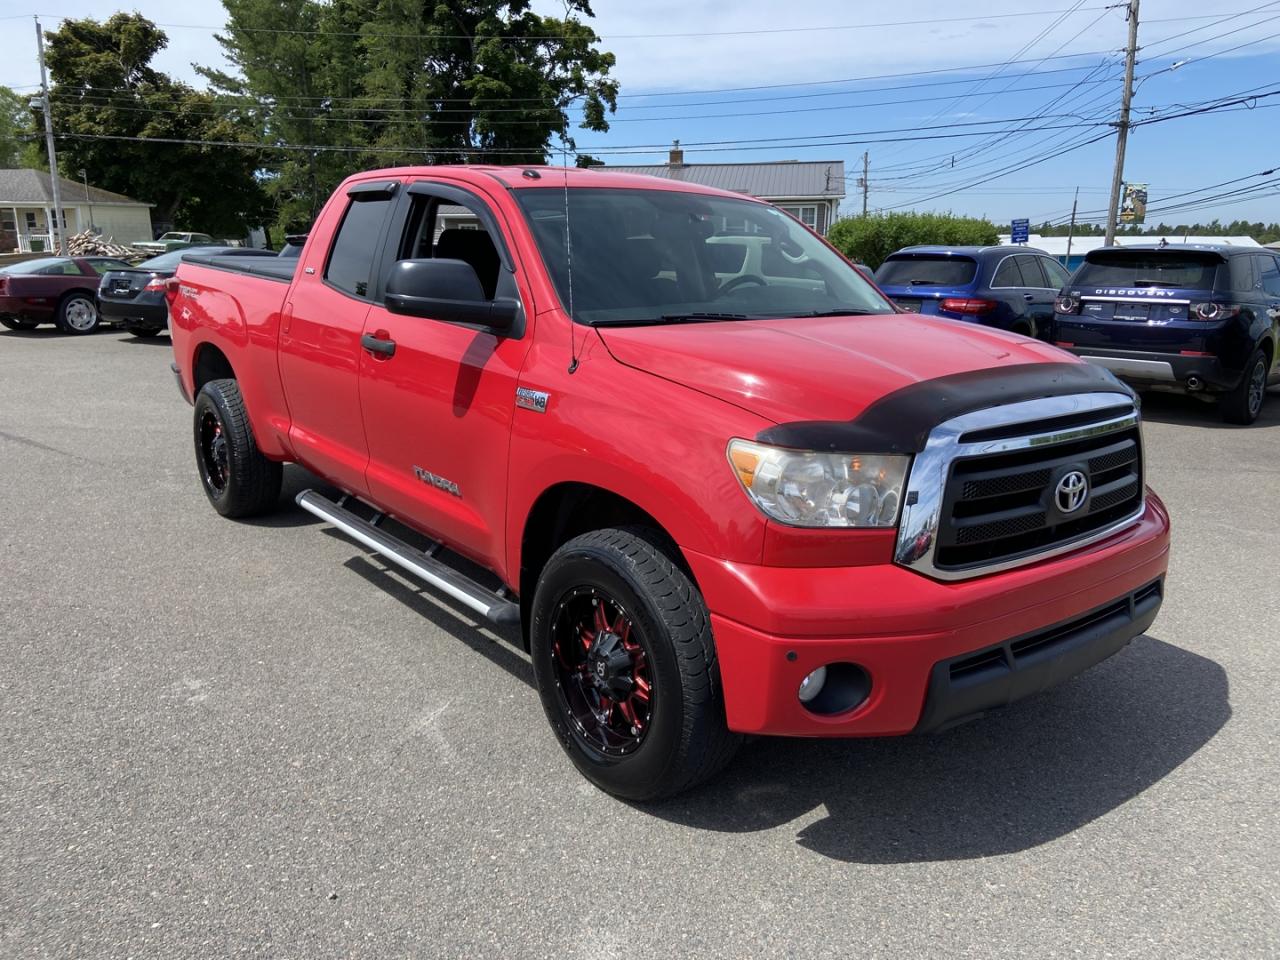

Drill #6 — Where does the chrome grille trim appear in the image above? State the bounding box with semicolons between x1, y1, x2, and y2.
894;392;1145;581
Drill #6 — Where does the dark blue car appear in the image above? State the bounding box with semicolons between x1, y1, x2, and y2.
1054;244;1280;424
875;245;1070;340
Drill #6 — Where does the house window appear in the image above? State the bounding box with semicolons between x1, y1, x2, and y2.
777;204;818;231
25;212;38;232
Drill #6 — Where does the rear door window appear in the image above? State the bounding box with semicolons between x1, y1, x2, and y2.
875;255;977;287
1016;256;1049;288
326;195;395;299
991;256;1029;288
1261;256;1280;297
1040;257;1071;289
1229;256;1260;295
1075;252;1221;291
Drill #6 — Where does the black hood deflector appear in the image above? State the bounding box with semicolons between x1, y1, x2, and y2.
755;362;1133;454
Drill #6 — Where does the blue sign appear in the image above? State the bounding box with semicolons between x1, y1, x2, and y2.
1011;218;1030;244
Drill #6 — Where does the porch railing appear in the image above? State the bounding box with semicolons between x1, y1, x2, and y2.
17;234;56;253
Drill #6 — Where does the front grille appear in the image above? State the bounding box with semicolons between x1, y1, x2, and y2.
934;418;1143;571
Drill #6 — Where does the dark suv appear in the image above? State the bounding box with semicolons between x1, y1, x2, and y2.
875;245;1070;339
1053;244;1279;424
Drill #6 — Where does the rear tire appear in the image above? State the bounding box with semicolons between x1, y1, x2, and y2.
192;379;282;517
127;325;165;338
530;527;740;801
55;293;99;334
1221;347;1269;425
0;317;39;331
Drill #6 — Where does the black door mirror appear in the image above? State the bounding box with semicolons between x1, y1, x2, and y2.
384;259;519;331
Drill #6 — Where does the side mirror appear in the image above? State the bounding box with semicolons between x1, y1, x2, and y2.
384;259;518;331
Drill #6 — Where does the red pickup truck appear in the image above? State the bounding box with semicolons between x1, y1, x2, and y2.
168;166;1170;799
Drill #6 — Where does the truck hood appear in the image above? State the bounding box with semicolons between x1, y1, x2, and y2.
596;313;1074;424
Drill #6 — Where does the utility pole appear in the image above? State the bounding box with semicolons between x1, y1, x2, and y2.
861;151;869;216
1104;0;1140;247
80;168;94;232
35;17;65;254
1065;186;1080;265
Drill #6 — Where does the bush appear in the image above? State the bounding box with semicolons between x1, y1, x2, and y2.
827;212;1000;269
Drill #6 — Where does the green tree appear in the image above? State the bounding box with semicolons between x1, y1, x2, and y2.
38;14;270;236
0;86;39;168
202;0;618;228
827;212;1000;269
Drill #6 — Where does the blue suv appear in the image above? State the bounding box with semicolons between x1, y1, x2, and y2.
875;245;1070;340
1053;244;1280;424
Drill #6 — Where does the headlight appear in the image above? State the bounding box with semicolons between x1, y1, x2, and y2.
727;439;909;528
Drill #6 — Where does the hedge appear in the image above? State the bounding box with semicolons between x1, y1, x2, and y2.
827;212;1000;270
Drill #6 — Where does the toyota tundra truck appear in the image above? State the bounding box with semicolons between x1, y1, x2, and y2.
167;166;1171;799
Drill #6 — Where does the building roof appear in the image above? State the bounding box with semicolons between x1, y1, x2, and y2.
598;160;846;200
0;168;151;207
996;234;1261;257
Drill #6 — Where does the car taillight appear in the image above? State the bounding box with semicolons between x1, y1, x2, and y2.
1054;296;1080;314
145;277;167;292
0;277;7;295
164;277;182;303
940;297;997;315
1192;301;1240;321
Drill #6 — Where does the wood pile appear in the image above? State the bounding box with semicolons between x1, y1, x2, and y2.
61;230;139;259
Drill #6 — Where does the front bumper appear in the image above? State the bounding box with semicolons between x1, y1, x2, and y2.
1070;347;1240;392
686;494;1170;737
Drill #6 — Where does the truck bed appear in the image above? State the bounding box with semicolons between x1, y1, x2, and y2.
181;253;298;284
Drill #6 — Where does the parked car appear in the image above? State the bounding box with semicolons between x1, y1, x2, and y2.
875;245;1071;340
278;234;308;258
98;247;279;338
1054;244;1280;424
0;256;136;334
167;166;1169;799
133;232;220;255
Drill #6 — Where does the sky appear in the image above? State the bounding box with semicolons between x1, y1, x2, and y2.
1;0;1278;228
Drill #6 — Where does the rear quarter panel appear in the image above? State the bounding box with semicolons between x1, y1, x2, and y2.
169;263;295;459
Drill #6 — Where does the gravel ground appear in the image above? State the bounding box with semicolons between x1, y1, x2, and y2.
1;327;1277;959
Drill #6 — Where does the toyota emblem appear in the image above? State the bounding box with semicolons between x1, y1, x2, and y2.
1055;470;1089;514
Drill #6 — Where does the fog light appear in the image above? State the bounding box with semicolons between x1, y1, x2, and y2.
798;666;828;703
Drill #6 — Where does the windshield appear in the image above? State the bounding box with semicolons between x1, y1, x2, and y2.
876;255;977;287
1075;252;1222;290
515;187;894;325
158;233;187;241
0;257;70;275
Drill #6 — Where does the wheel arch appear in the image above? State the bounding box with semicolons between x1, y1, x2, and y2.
517;481;698;649
192;341;237;394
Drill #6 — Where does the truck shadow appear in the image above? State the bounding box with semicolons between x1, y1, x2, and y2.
1138;387;1280;428
645;635;1228;864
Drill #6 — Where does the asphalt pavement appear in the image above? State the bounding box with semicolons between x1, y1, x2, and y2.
2;327;1277;959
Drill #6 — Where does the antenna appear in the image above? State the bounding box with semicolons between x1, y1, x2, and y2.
561;129;579;374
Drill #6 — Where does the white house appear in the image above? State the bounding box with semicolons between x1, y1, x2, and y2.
604;145;845;235
0;169;154;253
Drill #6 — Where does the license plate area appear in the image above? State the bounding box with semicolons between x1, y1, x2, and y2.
894;298;923;312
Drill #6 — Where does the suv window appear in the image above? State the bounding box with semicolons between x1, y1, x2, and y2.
1040;257;1071;289
1018;255;1049;288
1261;256;1280;297
992;256;1028;288
1075;252;1220;291
875;255;977;287
1229;256;1260;295
326;196;394;298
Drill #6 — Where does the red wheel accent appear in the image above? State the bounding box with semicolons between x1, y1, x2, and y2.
549;588;654;756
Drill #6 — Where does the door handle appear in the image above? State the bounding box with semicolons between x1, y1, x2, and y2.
1023;294;1036;302
361;331;396;357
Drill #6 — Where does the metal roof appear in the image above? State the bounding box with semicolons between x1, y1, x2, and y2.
598;161;846;200
997;234;1261;257
0;168;151;206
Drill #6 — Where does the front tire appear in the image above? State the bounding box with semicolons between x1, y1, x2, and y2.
192;379;282;517
1221;347;1269;425
530;527;740;800
55;293;99;334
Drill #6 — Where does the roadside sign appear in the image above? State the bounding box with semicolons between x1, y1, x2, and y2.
1011;218;1030;244
1120;183;1148;224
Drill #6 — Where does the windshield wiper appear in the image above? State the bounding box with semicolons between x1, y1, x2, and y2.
796;308;883;318
1133;279;1179;287
909;279;946;286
